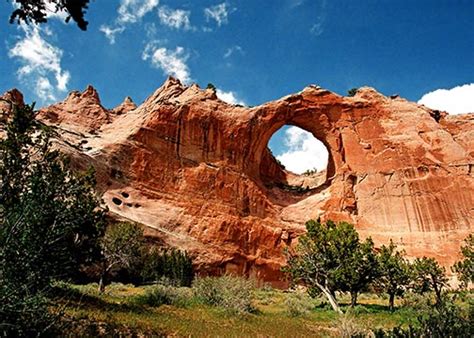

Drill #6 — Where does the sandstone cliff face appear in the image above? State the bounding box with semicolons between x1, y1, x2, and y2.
2;79;473;284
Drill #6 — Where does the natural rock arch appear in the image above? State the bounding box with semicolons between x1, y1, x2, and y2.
4;78;472;285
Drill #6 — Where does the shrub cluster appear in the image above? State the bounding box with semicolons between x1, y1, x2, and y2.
192;275;255;314
134;285;193;308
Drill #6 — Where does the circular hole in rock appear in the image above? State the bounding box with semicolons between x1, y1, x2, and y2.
112;197;122;205
264;125;329;191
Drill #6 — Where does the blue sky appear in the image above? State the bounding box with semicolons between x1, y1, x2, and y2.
1;0;473;172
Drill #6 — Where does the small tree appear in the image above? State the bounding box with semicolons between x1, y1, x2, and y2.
412;257;448;305
347;88;358;97
336;237;379;307
98;222;145;292
453;234;474;288
206;83;216;91
375;240;411;310
284;219;377;313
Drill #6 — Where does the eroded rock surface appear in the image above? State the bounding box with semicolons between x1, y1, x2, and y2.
2;78;473;284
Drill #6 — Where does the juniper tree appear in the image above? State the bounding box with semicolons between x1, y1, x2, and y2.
375;240;411;310
0;100;105;334
412;257;448;306
284;219;378;312
453;234;474;288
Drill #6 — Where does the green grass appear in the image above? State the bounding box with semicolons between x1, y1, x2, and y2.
52;283;472;337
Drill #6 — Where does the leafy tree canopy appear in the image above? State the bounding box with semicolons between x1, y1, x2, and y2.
284;219;378;313
98;222;145;292
453;234;474;287
0;100;105;334
9;0;90;30
412;257;448;306
375;240;411;310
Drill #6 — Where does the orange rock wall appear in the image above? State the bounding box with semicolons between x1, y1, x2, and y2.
2;78;473;284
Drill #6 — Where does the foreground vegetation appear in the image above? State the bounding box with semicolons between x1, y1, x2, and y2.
55;281;472;337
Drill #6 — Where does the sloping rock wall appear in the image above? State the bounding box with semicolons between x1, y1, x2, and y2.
2;78;473;284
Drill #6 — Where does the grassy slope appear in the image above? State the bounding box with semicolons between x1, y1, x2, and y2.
55;283;462;337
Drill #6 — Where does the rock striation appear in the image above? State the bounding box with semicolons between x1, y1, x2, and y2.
2;78;473;285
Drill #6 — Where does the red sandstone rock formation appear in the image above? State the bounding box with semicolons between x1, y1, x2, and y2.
1;79;473;285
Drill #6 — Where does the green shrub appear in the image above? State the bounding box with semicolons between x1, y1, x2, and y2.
0;286;57;336
134;285;193;308
347;88;358;97
373;296;473;337
192;275;255;314
284;292;315;317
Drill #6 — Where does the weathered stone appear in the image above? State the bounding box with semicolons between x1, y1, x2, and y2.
1;78;473;284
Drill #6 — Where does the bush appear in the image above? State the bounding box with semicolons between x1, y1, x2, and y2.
192;275;255;314
347;88;358;97
134;285;193;308
373;296;473;337
334;314;366;338
284;292;315;317
0;286;57;336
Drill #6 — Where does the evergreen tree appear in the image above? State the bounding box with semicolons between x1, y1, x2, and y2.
453;234;474;288
336;236;379;307
412;257;448;306
284;219;378;312
0;100;105;334
375;240;411;310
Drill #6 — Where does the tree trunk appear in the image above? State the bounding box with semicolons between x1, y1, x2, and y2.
98;273;106;293
98;261;108;293
315;281;343;314
350;291;358;308
389;293;395;311
434;283;442;306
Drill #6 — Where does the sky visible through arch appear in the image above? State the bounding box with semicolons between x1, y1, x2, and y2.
0;1;473;170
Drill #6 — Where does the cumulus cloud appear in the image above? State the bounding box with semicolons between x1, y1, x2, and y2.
216;89;245;105
158;6;192;30
204;3;231;26
275;126;328;174
9;26;70;103
223;45;243;58
418;84;474;115
101;0;159;44
142;43;191;83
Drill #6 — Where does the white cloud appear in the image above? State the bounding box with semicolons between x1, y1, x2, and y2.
204;3;230;26
418;84;474;115
9;26;70;103
276;126;328;174
101;0;160;44
118;0;160;24
99;25;125;44
216;89;245;105
223;45;243;58
142;43;191;83
158;6;192;30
